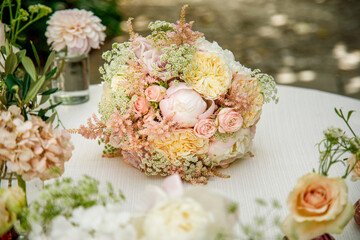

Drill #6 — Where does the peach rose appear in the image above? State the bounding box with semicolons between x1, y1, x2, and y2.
216;108;243;133
193;119;216;138
143;113;155;124
347;154;360;181
134;96;150;114
281;173;354;240
145;85;167;102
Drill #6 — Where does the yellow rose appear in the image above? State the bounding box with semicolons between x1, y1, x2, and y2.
183;51;232;100
281;173;354;240
150;129;209;162
230;74;264;128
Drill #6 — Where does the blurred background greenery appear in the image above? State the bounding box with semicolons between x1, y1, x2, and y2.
11;0;360;99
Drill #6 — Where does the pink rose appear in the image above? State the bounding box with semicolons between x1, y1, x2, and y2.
216;108;243;133
134;96;150;114
131;36;152;59
194;119;216;138
143;113;155;124
145;85;167;102
160;82;215;127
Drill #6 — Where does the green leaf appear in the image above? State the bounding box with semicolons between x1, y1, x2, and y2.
48;101;62;110
45;67;57;80
39;94;50;105
5;53;18;74
347;110;354;121
21;56;37;81
334;108;341;117
41;88;58;96
24;75;45;104
22;73;31;100
16;49;27;61
43;51;55;74
5;74;21;93
46;112;56;123
30;41;41;70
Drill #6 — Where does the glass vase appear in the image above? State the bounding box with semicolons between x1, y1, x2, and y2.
52;53;90;105
0;160;16;188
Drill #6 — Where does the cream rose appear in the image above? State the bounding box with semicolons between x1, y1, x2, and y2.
281;173;354;240
145;85;166;102
134;96;150;114
230;74;264;128
216;108;243;133
208;128;254;166
193;119;216;138
150;129;209;162
183;51;232;100
347;154;360;181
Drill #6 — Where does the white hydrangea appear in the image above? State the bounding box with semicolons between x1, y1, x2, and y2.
28;204;138;240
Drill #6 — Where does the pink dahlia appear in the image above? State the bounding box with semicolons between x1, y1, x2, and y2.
45;9;106;55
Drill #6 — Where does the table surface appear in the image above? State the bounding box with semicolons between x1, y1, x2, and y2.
54;84;360;239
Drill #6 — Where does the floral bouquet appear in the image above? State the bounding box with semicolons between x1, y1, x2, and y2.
79;6;278;183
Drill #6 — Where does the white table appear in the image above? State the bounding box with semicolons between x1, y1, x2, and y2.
55;84;360;239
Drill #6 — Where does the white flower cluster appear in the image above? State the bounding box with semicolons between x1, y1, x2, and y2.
29;205;137;240
26;175;237;240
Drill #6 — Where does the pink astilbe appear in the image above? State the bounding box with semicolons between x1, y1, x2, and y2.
78;114;106;140
107;109;150;153
216;91;254;116
166;5;204;46
138;111;180;141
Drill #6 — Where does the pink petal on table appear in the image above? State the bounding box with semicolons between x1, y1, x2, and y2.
162;174;184;198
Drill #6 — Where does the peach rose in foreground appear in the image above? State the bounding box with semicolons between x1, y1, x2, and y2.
134;96;150;114
216;108;243;133
194;119;216;138
281;173;354;240
347;154;360;181
145;85;167;102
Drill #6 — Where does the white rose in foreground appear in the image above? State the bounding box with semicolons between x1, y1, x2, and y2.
139;175;237;240
208;128;254;166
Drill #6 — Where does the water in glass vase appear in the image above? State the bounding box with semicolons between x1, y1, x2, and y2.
52;53;90;105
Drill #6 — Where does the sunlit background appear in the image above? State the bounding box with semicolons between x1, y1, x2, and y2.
24;0;360;99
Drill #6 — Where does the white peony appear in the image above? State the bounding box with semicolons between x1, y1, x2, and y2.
45;9;106;55
139;175;237;240
208;128;254;166
159;82;210;127
143;198;212;240
194;37;251;75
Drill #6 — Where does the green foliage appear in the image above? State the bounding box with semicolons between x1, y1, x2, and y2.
16;176;125;234
317;108;359;178
1;0;61;122
238;198;283;240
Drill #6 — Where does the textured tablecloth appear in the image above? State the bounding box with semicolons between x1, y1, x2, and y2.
54;84;360;239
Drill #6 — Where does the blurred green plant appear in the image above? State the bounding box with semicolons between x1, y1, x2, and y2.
0;0;61;123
